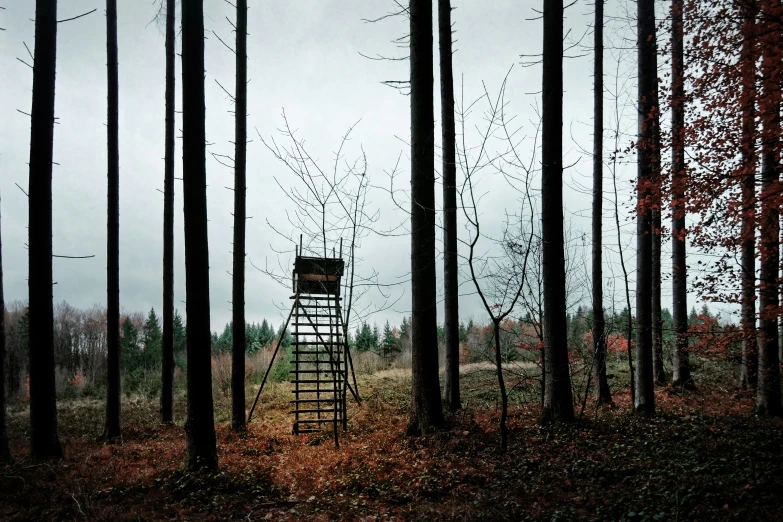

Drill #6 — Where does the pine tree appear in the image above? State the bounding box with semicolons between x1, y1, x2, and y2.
0;195;11;461
231;0;249;432
540;0;574;424
634;0;657;415
143;309;163;367
182;0;217;469
28;0;63;458
161;0;177;425
103;0;122;440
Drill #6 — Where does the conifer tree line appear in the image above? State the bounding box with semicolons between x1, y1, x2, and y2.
2;0;783;469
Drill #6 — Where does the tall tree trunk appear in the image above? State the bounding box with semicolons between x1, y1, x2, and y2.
406;0;444;436
231;0;248;432
651;33;665;385
540;0;574;424
28;0;63;459
592;0;611;405
439;0;460;412
182;0;218;468
756;4;782;416
0;196;10;462
635;0;656;414
651;177;665;383
161;0;176;425
671;0;691;388
103;0;122;441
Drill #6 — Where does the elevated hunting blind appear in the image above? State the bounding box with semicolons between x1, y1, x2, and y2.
248;244;360;447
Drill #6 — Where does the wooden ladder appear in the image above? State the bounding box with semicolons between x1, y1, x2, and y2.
289;294;347;442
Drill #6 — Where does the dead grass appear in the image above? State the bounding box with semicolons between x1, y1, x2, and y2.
2;363;783;521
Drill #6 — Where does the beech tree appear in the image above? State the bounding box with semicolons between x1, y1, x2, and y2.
591;0;611;405
634;0;656;415
406;0;444;435
670;0;691;387
161;0;176;424
540;0;574;424
103;0;122;441
650;41;665;385
28;0;63;458
756;0;781;416
439;0;460;412
738;1;757;390
231;0;248;432
182;0;218;469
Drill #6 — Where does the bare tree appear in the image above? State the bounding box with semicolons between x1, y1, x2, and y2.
182;0;218;469
592;0;611;405
634;0;657;415
439;0;461;412
160;0;176;425
102;0;122;442
231;0;248;432
255;112;382;335
406;0;444;435
540;0;574;424
458;74;534;451
28;0;63;459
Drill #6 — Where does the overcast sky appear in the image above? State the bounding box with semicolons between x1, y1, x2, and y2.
1;0;710;333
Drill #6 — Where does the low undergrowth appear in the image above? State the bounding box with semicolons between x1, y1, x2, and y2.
1;370;782;521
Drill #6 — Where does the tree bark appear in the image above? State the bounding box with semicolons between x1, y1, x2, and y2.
651;30;665;384
756;4;782;416
540;0;574;424
439;0;460;412
0;196;10;462
161;0;176;425
28;0;63;459
635;0;656;414
231;0;248;432
103;0;122;441
591;0;611;406
738;0;757;391
182;0;218;468
493;321;508;451
670;0;691;388
651;29;665;385
406;0;445;436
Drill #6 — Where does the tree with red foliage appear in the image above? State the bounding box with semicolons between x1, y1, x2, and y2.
683;0;781;415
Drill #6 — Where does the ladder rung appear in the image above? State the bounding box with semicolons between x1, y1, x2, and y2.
291;379;340;384
296;419;339;424
291;389;344;394
292;342;346;346
291;399;337;403
289;368;334;372
290;409;340;414
292;296;341;301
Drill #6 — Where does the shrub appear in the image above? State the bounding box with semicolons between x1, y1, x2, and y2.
272;346;293;383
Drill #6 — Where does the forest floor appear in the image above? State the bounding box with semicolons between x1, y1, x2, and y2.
1;364;783;521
